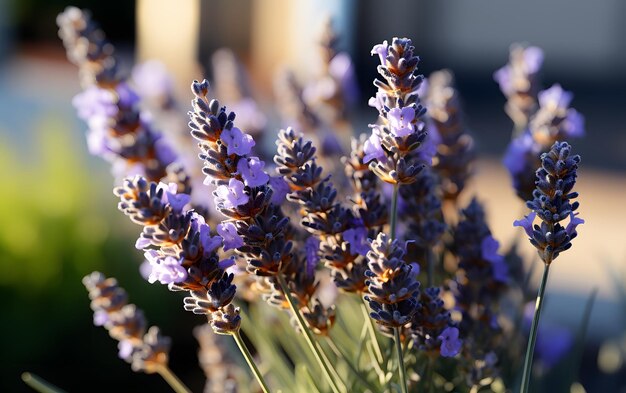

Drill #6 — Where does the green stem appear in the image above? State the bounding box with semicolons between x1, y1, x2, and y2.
277;274;345;393
232;330;271;393
520;262;551;393
21;373;66;393
156;365;192;393
390;183;399;240
360;300;384;365
394;327;408;393
325;336;379;392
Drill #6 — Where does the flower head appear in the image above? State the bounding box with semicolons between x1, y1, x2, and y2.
342;226;370;256
363;133;385;164
214;178;249;209
438;327;462;357
237;156;269;187
145;254;188;285
516;141;582;264
221;127;255;156
268;176;290;205
387;107;415;137
217;222;244;251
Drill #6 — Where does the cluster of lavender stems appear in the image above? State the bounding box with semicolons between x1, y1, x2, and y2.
57;6;590;393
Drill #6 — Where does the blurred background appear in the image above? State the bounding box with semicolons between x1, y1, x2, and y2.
1;0;625;391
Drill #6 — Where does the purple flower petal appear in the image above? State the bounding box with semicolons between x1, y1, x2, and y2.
305;236;321;277
237;156;269;187
371;40;388;65
514;212;537;238
217;222;244;251
221;127;255;156
214;178;249;208
269;176;290;204
146;255;187;285
438;327;462;357
565;212;584;237
166;191;191;213
342;226;370;256
363;133;385;163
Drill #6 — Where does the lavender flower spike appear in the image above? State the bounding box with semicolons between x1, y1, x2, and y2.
517;141;583;264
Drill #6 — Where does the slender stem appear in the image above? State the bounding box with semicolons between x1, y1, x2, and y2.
325;336;379;392
232;330;271;393
390;183;399;240
360;300;384;365
21;373;67;393
276;274;345;393
394;327;408;393
156;365;192;393
520;263;551;393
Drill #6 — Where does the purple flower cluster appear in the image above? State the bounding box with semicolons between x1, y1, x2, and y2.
58;7;183;184
498;45;585;201
451;198;509;380
494;45;544;128
83;272;171;372
114;175;240;334
514;141;583;264
365;38;429;185
420;69;475;201
365;233;421;328
410;287;462;357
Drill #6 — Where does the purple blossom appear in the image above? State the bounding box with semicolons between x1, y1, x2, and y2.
363;133;385;163
269;176;290;204
523;46;544;74
165;191;190;213
513;211;537;238
329;52;359;106
565;212;585;237
342;226;370;256
135;236;151;250
194;214;222;254
538;84;573;110
86;127;109;156
144;253;188;285
72;85;118;121
493;46;543;96
221;127;255;156
438;327;462;357
131;60;174;102
154;137;177;166
93;310;108;326
371;40;388;65
564;109;585;138
218;258;236;270
481;235;508;283
305;236;321;277
503;132;536;176
118;339;134;360
237;156;269;187
115;82;140;108
368;91;386;112
217;222;244;251
214;178;249;208
387;107;415;137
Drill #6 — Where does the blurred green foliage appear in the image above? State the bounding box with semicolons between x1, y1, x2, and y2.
0;117;203;392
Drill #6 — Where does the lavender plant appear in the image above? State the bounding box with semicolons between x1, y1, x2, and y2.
54;6;591;393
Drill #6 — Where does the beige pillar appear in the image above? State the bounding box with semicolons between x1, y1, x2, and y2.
136;0;202;99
